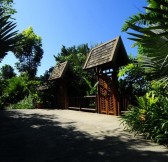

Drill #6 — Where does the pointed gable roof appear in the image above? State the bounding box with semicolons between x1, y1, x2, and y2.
49;61;68;80
83;36;128;69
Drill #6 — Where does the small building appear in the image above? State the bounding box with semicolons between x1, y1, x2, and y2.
48;61;69;109
83;36;128;115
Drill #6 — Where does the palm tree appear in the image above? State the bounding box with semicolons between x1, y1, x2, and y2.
0;8;18;62
122;0;168;87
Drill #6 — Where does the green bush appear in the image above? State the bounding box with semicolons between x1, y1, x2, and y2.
1;73;41;108
3;76;28;104
122;85;168;145
11;95;34;109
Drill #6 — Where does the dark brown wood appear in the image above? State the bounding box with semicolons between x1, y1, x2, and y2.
98;72;119;115
83;36;128;116
68;96;96;112
56;79;68;109
48;61;69;109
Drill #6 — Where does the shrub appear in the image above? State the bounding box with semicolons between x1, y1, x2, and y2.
3;76;28;104
11;95;34;109
2;73;41;108
122;85;168;145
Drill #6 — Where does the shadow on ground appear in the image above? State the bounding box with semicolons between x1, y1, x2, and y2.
0;110;167;162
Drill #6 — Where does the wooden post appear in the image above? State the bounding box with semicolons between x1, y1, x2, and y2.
112;67;120;115
79;97;81;111
96;67;100;114
63;79;68;109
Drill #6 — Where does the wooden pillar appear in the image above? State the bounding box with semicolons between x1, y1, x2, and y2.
112;68;120;115
58;79;68;109
62;79;68;109
96;67;100;114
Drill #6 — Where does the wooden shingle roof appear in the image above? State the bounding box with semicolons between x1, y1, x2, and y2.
49;61;68;80
83;36;128;69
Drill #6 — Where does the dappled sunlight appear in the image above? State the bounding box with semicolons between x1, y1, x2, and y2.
0;110;168;162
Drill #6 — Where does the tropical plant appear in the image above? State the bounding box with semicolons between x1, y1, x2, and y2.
0;8;18;62
121;0;168;146
83;76;98;96
122;0;168;87
122;83;168;145
14;27;43;79
118;55;150;97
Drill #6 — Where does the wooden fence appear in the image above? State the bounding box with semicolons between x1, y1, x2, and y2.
68;95;135;113
68;96;97;112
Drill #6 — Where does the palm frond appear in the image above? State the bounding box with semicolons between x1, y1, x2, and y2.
123;0;168;86
0;8;18;62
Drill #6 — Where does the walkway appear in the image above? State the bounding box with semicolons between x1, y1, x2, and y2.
0;109;168;162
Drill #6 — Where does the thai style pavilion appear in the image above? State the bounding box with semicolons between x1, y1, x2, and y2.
83;36;128;115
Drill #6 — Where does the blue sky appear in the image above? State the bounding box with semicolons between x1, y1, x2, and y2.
1;0;147;76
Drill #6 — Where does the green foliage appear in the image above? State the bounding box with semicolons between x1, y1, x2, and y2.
0;73;7;93
122;84;168;145
122;0;168;146
0;7;19;62
3;75;28;104
53;44;96;96
55;44;89;61
0;64;16;79
1;73;41;107
122;0;168;87
38;66;54;82
14;27;43;79
118;63;134;78
118;56;149;96
0;0;16;16
83;76;98;96
10;95;34;109
0;73;7;109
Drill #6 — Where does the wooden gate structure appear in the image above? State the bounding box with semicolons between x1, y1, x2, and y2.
83;36;128;115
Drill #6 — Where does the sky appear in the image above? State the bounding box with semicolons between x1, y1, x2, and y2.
1;0;147;76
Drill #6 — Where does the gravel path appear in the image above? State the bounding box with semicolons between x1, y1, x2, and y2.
0;109;168;162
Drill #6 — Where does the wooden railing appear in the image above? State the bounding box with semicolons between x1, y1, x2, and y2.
68;95;135;114
68;96;97;112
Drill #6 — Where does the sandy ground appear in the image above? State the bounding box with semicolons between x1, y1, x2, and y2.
0;109;168;162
